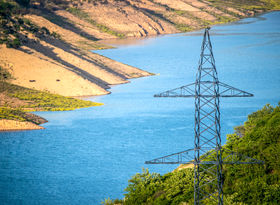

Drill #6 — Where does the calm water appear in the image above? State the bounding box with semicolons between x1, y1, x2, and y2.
1;12;280;205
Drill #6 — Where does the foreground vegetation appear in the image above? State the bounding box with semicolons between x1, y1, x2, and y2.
103;103;280;204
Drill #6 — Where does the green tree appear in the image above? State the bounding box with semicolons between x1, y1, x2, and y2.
124;168;163;205
15;0;30;7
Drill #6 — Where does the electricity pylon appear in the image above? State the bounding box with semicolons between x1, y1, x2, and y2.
145;28;263;205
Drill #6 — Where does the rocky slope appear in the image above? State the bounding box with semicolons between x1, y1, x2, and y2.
59;0;277;38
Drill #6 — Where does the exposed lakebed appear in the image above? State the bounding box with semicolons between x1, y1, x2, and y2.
1;12;280;204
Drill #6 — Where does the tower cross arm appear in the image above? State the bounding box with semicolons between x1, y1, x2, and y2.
154;83;196;97
218;82;253;97
154;81;253;98
145;148;195;164
145;147;264;165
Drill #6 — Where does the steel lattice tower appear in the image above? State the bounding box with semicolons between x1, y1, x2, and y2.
145;28;263;205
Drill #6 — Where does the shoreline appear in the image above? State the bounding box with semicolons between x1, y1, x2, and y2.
0;119;45;131
0;8;276;132
95;9;275;48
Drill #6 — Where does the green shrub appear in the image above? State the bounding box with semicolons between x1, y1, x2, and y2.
0;0;14;17
0;107;26;121
6;38;21;48
0;66;12;81
15;0;30;7
50;31;61;39
101;197;114;205
175;24;192;32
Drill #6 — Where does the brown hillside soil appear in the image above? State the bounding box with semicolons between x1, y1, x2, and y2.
0;119;44;131
75;0;239;37
0;19;150;97
0;45;109;96
24;14;109;50
81;1;177;37
0;0;264;99
55;9;115;40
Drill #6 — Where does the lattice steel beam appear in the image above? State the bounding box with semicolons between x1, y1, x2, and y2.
154;81;253;98
145;148;264;165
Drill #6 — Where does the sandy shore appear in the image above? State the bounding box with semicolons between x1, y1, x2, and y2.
0;119;44;131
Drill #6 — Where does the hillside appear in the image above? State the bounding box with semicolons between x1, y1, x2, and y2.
0;0;152;97
1;0;280;97
1;0;280;130
104;103;280;204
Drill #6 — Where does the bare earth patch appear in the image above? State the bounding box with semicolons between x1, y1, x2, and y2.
0;119;44;131
0;46;109;96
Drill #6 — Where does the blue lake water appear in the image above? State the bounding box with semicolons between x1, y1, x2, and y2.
1;12;280;205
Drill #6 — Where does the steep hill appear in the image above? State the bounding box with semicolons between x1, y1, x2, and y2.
105;103;280;204
1;0;279;97
0;0;152;97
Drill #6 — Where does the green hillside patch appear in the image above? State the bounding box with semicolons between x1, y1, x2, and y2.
0;107;26;121
0;107;47;124
223;104;280;204
0;82;103;111
103;102;280;204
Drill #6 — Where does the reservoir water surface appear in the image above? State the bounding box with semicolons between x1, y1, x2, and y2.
1;12;280;205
